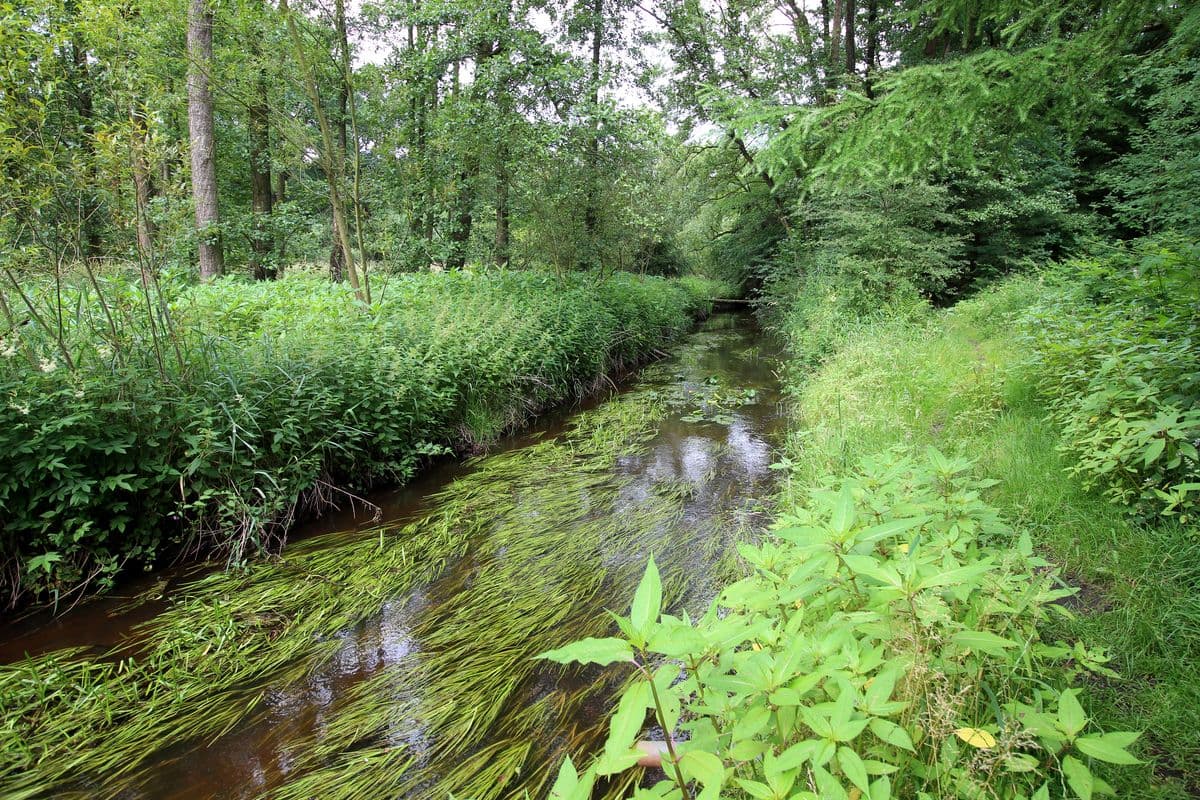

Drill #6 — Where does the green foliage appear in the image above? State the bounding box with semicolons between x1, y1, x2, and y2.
0;269;727;607
1102;56;1200;238
543;449;1138;799
1022;243;1200;521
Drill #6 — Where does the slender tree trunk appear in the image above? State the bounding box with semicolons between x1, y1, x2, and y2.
423;54;439;251
494;155;510;266
828;0;844;86
273;170;287;267
187;0;224;280
337;0;370;302
845;0;856;76
583;0;602;247
864;0;878;98
280;0;361;299
70;36;103;260
328;0;350;283
446;36;495;271
249;73;274;280
131;104;157;258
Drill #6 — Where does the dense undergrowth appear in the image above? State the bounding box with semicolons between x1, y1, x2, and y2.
0;269;732;608
545;242;1198;799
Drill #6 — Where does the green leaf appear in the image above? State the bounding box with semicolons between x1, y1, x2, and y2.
1062;754;1094;800
536;637;633;666
1057;688;1088;738
1076;732;1142;764
631;556;663;633
952;629;1019;655
868;718;915;752
1143;437;1165;465
731;703;772;742
606;681;651;758
837;746;871;794
830;485;858;535
736;779;774;800
916;558;993;589
549;756;595;800
679;750;725;798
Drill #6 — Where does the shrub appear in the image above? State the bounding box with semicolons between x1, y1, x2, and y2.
0;269;725;607
1022;242;1200;522
541;448;1138;800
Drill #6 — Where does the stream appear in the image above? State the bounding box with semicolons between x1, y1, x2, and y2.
0;312;784;800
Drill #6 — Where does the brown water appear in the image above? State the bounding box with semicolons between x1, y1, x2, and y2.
1;313;784;799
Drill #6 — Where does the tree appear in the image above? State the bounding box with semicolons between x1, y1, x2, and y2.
187;0;224;280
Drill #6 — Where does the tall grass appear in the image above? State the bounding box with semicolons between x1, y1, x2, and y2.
0;269;733;607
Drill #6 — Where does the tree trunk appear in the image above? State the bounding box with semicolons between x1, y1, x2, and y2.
329;0;350;282
864;0;878;98
70;36;103;260
187;0;224;280
273;170;287;267
249;73;274;280
845;0;856;76
280;0;361;298
131;104;157;259
583;0;602;248
828;0;844;86
494;155;510;266
446;34;496;271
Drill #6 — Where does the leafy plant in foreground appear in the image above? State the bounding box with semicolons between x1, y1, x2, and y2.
540;448;1140;800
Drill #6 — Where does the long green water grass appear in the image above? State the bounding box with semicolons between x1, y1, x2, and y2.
773;277;1200;797
1;322;773;800
0;376;672;799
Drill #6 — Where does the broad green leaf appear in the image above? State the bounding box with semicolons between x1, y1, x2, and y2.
731;703;772;741
735;780;773;800
1062;755;1094;800
537;637;633;666
776;739;820;770
1057;688;1088;738
549;756;578;800
1076;732;1142;764
830;485;858;535
813;764;850;800
837;746;871;794
868;718;915;752
952;630;1019;655
917;559;993;589
606;681;652;757
631;556;663;633
679;751;725;798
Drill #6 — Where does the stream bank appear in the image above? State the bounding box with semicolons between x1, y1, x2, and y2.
1;312;783;800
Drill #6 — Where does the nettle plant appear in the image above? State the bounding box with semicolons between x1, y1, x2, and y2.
540;449;1139;800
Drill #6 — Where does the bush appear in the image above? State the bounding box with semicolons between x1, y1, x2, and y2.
542;448;1137;800
0;269;726;607
1022;242;1200;522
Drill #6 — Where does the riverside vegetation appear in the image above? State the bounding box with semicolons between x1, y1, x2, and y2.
1;270;730;607
3;0;1199;798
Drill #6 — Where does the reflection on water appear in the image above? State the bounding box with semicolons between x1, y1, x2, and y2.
5;313;784;800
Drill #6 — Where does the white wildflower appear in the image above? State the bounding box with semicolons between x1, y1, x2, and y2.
39;357;57;373
97;344;112;360
0;338;15;358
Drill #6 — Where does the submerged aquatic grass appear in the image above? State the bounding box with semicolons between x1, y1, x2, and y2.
0;319;779;800
0;382;671;799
